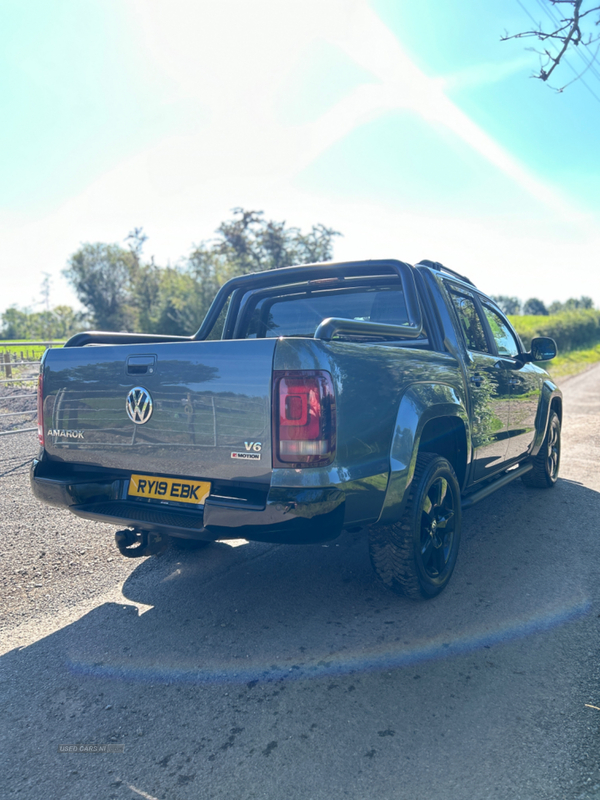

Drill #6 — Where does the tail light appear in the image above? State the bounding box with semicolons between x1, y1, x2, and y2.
273;370;336;467
37;372;44;446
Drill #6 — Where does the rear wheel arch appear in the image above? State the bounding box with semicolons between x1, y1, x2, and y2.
532;383;562;453
377;385;469;526
418;414;468;490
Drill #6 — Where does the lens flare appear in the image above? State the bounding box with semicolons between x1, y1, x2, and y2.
67;596;589;686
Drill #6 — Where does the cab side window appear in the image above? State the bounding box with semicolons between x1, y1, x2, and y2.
482;305;520;358
448;290;489;353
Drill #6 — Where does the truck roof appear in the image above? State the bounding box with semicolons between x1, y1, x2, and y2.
416;259;476;288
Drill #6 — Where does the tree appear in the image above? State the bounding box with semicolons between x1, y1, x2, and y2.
125;227;148;263
549;295;595;312
523;297;549;315
491;295;521;315
64;243;138;331
548;300;563;314
63;211;341;335
51;305;89;338
502;1;600;91
564;295;594;309
0;305;87;339
0;307;33;339
205;208;340;282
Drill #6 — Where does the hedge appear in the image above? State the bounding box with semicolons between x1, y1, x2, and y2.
508;310;600;353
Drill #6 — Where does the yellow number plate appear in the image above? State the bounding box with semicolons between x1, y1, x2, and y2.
128;474;211;505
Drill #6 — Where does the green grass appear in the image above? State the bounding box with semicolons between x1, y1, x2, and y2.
0;340;65;361
545;342;600;380
506;311;600;380
508;310;600;352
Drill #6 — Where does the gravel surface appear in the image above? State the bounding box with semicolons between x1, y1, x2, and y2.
0;434;139;634
1;364;599;800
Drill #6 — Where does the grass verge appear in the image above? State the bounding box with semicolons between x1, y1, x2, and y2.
546;342;600;380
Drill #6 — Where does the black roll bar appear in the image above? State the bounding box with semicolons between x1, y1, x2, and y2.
194;259;423;340
314;317;423;341
63;260;424;346
64;332;191;348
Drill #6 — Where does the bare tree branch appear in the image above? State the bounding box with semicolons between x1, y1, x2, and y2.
502;0;600;90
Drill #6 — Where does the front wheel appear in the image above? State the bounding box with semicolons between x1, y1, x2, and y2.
522;410;561;489
369;453;462;600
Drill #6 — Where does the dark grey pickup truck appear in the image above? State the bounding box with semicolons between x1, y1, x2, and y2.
31;259;562;599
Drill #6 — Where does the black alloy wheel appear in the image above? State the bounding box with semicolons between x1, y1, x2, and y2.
546;413;561;482
419;474;457;581
369;453;462;599
522;409;561;489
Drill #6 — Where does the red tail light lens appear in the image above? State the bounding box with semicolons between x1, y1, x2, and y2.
273;370;336;467
37;372;44;446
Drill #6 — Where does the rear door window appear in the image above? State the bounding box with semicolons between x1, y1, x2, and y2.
447;289;489;353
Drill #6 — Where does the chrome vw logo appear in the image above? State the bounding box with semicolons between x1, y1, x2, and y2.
126;387;153;425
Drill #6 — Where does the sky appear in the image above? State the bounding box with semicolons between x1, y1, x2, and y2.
1;0;599;316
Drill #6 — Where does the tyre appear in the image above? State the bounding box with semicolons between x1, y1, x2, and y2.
521;409;561;489
369;453;462;600
170;536;211;551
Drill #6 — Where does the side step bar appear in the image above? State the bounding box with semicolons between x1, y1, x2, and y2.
461;463;533;510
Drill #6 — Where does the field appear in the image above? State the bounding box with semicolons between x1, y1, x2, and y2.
507;310;600;380
544;342;600;379
508;310;600;352
0;340;65;362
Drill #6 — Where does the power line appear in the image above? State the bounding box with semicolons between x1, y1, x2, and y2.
521;0;600;93
515;0;600;102
532;0;600;84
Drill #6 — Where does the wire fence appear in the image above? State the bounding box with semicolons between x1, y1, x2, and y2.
0;341;65;437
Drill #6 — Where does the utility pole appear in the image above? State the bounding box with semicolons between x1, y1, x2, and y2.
40;272;52;342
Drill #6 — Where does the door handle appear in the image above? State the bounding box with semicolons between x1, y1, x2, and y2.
127;355;156;375
470;373;483;387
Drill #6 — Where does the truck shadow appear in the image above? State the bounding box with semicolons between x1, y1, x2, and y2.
103;474;594;681
4;476;598;682
2;476;599;798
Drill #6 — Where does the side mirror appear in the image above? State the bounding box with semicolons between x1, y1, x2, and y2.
529;336;557;362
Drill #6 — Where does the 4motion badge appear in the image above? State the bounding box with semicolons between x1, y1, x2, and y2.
231;441;262;460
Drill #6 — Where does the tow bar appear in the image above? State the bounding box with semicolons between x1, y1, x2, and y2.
115;529;169;558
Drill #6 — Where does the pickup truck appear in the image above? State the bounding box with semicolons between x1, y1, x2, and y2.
31;259;562;599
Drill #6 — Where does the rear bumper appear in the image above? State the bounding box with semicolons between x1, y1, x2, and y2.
30;459;345;544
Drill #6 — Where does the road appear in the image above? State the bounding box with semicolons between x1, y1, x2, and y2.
1;364;599;800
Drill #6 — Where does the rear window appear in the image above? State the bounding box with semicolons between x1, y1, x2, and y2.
239;284;425;341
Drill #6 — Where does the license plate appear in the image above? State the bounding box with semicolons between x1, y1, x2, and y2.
128;474;211;505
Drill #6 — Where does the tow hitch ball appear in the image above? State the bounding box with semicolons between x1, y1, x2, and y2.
115;528;169;558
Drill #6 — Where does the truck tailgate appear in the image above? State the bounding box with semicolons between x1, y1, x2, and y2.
41;339;276;483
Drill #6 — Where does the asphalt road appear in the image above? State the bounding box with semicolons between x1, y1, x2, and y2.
1;364;600;800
